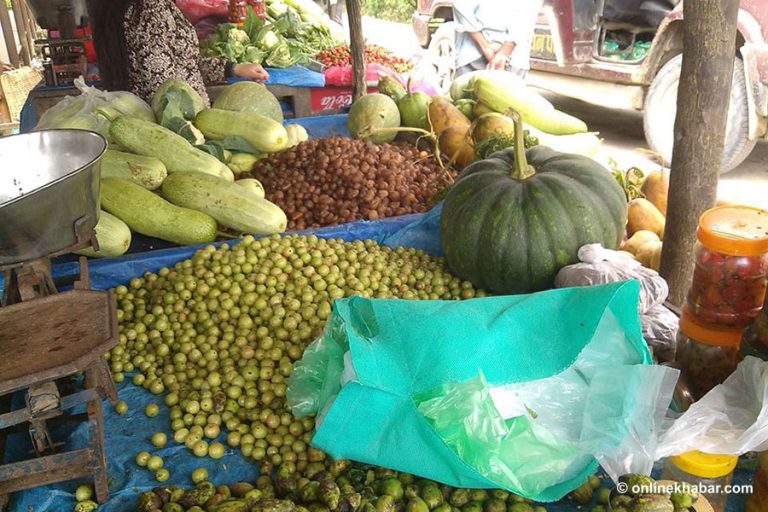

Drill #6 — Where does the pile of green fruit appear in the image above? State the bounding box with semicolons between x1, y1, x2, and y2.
568;474;700;512
108;234;483;473
610;475;699;512
135;462;549;512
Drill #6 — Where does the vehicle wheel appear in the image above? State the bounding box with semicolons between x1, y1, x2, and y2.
644;54;755;174
426;22;456;95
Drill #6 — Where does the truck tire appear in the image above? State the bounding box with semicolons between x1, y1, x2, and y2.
426;22;457;94
644;54;755;174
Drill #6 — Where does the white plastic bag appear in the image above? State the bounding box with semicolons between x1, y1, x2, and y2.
656;356;768;458
555;244;669;314
34;77;154;142
641;304;679;363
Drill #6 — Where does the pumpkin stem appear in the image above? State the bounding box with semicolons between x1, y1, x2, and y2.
507;110;535;180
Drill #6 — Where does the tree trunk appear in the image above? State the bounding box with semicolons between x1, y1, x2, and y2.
344;0;365;101
659;0;740;306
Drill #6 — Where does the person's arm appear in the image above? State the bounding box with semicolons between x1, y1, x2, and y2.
453;0;496;60
487;41;515;70
468;31;499;62
197;57;269;83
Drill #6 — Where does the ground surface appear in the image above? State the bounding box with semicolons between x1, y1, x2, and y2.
356;16;768;209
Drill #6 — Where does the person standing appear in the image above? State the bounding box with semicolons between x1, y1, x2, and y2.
452;0;544;78
88;0;269;105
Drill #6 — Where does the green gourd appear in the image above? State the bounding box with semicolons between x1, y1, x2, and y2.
440;112;627;294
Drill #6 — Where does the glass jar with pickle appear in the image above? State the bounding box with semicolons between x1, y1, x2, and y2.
687;206;768;330
677;309;742;400
743;311;768;512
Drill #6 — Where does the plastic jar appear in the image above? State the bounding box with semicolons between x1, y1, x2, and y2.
660;451;738;512
687;206;768;330
677;309;742;400
743;321;768;512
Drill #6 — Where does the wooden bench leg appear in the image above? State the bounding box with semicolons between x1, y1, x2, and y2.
85;384;108;503
86;360;118;405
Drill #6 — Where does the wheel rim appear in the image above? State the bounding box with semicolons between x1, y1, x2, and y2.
653;72;739;165
430;39;455;93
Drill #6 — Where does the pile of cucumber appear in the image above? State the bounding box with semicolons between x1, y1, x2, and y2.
76;80;309;258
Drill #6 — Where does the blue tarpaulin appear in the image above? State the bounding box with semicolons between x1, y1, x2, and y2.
236;66;324;88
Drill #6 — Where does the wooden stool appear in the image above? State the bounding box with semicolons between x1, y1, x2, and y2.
0;289;118;503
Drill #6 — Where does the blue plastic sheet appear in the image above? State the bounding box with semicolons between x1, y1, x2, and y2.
382;202;444;256
233;65;324;88
46;213;422;292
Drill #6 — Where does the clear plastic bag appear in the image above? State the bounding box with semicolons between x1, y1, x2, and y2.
656;356;768;458
555;244;669;314
34;77;154;142
641;304;679;363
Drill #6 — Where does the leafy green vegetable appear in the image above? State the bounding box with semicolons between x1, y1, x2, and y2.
203;5;338;67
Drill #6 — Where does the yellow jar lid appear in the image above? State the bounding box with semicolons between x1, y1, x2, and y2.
697;205;768;256
670;451;738;478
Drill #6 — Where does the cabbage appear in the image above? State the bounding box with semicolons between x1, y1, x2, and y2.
151;78;207;144
260;30;279;50
266;42;295;67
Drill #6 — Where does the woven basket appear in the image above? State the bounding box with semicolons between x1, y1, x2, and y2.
0;66;42;120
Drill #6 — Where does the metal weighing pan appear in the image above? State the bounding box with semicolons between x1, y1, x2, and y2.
0;130;107;265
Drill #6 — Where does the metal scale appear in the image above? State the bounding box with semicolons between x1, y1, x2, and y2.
0;130;117;505
27;0;90;86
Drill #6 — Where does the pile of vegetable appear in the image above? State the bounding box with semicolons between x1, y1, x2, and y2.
616;167;669;271
242;137;454;229
107;235;482;480
35;78;312;257
369;71;601;172
204;1;340;67
315;44;413;73
132;465;552;512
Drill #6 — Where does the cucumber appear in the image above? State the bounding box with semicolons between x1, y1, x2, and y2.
101;149;168;190
161;172;287;235
472;76;588;135
100;177;217;245
109;116;234;181
195;108;290;153
228;152;263;174
524;125;603;158
235;178;266;199
75;210;132;258
286;124;309;147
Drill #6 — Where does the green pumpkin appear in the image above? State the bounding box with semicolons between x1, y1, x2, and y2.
440;113;627;294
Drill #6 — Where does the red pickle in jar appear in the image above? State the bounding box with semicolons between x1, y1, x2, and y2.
686;206;768;330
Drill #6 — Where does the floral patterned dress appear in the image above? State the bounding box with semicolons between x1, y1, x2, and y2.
124;0;229;105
